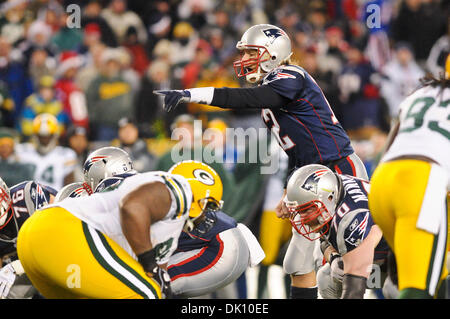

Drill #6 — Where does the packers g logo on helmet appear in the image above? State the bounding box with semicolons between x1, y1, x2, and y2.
32;113;59;136
169;160;223;220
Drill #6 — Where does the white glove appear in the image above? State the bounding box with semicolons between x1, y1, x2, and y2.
330;254;344;284
0;265;16;299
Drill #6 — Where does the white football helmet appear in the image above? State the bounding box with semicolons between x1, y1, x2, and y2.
284;164;341;240
233;24;293;83
54;182;91;202
83;146;135;192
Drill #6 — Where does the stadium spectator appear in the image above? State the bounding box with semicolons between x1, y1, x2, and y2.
49;12;83;52
337;40;383;139
0;81;15;127
64;125;89;182
170;21;199;70
391;0;447;63
0;0;29;45
81;0;118;48
114;117;155;173
54;51;89;130
136;58;182;137
122;26;150;77
100;0;147;45
0;36;33;127
75;42;106;92
145;0;173;56
181;39;213;89
380;42;424;121
85;47;134;141
19;75;70;140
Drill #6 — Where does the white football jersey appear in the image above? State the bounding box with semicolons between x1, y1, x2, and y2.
383;85;450;187
15;143;77;190
49;171;192;264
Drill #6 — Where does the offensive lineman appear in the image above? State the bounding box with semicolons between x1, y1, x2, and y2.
368;55;450;298
285;164;389;298
0;178;57;298
154;24;368;298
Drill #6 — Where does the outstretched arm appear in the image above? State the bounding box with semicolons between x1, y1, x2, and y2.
154;85;290;112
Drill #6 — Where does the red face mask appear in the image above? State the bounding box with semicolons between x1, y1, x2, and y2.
233;45;270;79
0;186;13;231
288;200;332;241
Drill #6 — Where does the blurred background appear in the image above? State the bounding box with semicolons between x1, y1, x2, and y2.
0;0;448;298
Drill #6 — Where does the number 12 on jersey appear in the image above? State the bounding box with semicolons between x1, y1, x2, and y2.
262;109;295;151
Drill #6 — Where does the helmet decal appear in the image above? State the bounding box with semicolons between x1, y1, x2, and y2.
83;155;109;171
301;169;330;194
262;28;286;44
193;169;215;186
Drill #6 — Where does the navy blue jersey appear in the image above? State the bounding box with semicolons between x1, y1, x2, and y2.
325;175;388;261
0;181;57;256
176;210;237;252
261;65;354;168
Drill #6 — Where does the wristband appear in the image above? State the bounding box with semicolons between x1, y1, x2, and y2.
341;274;367;299
188;87;214;105
320;239;331;255
137;249;157;273
10;260;25;275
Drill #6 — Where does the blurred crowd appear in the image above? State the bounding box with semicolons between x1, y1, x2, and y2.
0;0;448;203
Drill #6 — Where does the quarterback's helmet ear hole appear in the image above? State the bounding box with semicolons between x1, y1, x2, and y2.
271;55;277;60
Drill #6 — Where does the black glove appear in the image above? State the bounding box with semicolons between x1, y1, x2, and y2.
150;266;173;299
153;90;191;112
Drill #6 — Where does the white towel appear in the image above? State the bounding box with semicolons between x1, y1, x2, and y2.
237;223;265;267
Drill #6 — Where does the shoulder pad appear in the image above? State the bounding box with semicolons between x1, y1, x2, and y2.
335;209;371;254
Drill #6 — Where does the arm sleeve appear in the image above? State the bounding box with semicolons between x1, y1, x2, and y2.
210;85;290;109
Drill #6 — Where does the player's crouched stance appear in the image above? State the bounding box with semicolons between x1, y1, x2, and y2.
16;170;196;298
86;160;265;298
166;161;264;298
285;164;390;298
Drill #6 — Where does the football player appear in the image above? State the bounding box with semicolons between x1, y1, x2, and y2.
15;113;77;190
285;164;389;298
72;156;266;298
368;54;450;299
154;24;368;298
82;146;136;193
0;177;57;298
16;169;196;298
54;182;91;202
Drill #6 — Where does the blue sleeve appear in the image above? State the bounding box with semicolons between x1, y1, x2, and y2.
265;68;305;101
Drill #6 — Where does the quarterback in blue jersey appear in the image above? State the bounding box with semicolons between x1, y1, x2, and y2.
285;164;390;298
0;178;57;298
154;24;368;298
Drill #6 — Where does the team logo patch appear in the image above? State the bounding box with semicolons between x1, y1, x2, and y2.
83;155;109;171
345;211;370;247
301;169;329;194
273;70;296;80
263;28;285;44
193;169;215;186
